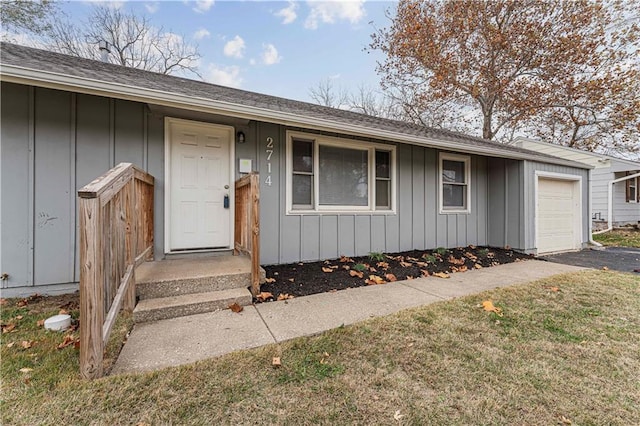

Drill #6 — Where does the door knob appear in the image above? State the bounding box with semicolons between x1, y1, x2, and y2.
224;185;229;189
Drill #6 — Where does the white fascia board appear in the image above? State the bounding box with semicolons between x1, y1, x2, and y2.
1;64;589;169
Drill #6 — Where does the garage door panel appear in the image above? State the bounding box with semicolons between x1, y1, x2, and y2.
537;178;579;254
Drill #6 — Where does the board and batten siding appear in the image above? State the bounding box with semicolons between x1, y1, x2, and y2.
486;158;525;250
522;161;590;251
257;123;489;265
0;82;164;292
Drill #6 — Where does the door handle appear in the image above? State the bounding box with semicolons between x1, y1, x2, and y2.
224;194;229;209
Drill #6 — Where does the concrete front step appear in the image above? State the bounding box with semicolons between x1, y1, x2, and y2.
136;255;263;300
134;288;253;323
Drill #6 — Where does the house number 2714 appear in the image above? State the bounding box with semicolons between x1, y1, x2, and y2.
265;137;274;186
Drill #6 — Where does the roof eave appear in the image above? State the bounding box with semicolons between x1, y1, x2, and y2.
1;64;589;169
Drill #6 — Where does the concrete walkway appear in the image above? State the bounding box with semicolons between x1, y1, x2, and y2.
111;260;585;375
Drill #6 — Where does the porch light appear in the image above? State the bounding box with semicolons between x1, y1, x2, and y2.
236;131;246;144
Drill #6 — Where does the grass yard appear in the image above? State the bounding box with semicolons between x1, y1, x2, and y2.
593;229;640;247
2;270;639;425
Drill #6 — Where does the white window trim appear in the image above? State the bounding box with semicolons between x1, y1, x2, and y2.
439;152;471;214
286;130;397;215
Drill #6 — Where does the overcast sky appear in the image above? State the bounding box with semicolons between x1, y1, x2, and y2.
56;0;396;102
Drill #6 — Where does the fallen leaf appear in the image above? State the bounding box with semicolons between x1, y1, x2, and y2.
19;368;33;373
2;323;16;333
36;319;45;327
339;255;353;263
59;309;69;315
448;255;465;266
0;298;7;305
420;269;429;277
349;270;364;278
457;265;468;272
264;277;276;284
57;334;78;350
602;266;609;271
277;293;294;301
288;278;295;282
322;267;333;273
385;273;398;282
377;261;389;269
368;267;377;273
342;265;350;270
17;299;27;307
229;303;243;313
407;256;419;261
15;315;23;320
433;272;450;279
400;261;412;267
21;340;34;349
6;342;15;348
406;276;414;280
560;415;572;425
482;300;503;316
474;263;483;269
365;275;386;285
464;251;478;261
394;410;404;421
256;292;273;302
272;357;281;367
548;286;560;292
320;352;330;364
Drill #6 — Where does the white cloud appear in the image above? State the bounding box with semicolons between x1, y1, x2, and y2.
261;43;281;65
249;58;257;66
205;63;242;88
193;28;210;40
304;0;366;30
275;1;298;24
144;2;159;14
223;35;246;59
193;0;214;14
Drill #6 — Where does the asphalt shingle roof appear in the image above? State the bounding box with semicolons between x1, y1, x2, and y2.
0;42;589;168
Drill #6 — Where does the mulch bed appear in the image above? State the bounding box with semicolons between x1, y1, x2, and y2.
258;246;532;302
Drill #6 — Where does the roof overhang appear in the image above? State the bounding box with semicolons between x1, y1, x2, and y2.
1;63;590;169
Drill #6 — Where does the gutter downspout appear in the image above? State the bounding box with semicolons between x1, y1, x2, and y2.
593;171;640;235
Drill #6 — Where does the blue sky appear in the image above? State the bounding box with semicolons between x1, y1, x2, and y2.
58;0;396;102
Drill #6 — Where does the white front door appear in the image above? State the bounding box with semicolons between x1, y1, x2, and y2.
168;119;233;251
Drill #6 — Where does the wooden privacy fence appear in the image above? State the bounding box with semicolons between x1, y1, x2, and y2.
78;162;154;379
234;173;260;296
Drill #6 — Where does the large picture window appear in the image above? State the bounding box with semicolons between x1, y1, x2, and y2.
287;132;395;213
439;153;471;213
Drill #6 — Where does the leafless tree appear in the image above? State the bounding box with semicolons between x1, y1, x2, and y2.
308;78;349;108
47;5;201;77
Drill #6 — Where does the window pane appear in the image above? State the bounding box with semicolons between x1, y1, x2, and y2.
376;179;390;208
443;184;466;208
292;139;313;173
319;145;368;206
292;174;312;206
443;160;465;183
376;150;390;179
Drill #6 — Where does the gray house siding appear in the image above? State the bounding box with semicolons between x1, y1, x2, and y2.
591;168;610;221
486;158;524;250
1;82;164;292
3;80;591;295
522;161;590;251
258;124;489;265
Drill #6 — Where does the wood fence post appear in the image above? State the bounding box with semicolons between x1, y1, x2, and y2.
251;174;261;296
79;197;105;379
123;179;136;312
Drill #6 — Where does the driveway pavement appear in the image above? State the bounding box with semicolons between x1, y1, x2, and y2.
542;247;640;273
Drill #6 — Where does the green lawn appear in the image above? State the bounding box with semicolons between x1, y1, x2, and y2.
593;229;640;247
2;270;639;425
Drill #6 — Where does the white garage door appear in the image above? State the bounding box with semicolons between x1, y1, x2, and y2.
537;177;580;254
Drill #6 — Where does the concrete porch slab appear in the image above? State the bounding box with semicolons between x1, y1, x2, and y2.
137;255;253;284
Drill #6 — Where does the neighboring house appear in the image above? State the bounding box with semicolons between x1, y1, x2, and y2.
1;43;592;296
514;138;640;229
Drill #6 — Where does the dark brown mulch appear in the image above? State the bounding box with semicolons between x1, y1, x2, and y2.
258;246;533;302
